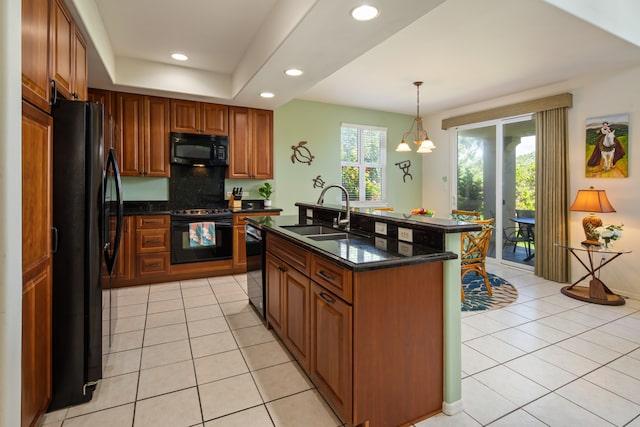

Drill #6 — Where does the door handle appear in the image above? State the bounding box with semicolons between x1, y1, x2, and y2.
317;270;335;281
51;227;58;253
319;292;335;304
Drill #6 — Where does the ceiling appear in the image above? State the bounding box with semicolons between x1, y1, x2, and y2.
69;0;640;117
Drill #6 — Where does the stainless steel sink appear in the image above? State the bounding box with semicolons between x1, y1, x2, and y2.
281;224;342;236
281;224;349;241
307;233;349;241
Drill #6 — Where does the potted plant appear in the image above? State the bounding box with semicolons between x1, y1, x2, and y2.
258;182;273;207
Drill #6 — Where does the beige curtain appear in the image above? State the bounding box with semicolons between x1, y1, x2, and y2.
534;108;570;282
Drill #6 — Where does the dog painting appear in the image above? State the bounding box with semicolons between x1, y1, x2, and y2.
586;113;629;178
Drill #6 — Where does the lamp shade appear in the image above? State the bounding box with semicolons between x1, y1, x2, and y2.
569;187;616;213
570;187;615;245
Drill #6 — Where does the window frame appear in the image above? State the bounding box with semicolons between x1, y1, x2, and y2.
340;122;387;206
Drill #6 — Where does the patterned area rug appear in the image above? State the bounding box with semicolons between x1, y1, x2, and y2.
461;272;518;312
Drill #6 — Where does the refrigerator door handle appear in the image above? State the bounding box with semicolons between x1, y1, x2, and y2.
52;226;58;253
103;148;124;275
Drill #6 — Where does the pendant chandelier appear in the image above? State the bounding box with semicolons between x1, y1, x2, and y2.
395;81;435;153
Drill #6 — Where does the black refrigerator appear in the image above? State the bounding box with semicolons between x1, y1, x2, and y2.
49;99;123;410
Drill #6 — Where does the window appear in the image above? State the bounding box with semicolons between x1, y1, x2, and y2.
340;123;386;205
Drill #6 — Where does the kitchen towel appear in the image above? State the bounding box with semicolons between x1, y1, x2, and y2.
189;222;216;247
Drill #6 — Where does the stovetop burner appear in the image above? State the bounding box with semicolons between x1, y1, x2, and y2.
172;208;230;215
170;207;232;218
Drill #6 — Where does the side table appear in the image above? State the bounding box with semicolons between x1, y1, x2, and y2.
554;242;629;306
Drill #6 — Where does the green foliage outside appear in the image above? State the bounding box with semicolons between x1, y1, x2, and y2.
340;125;384;202
457;138;536;213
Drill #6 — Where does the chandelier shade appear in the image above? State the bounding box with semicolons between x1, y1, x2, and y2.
395;81;435;153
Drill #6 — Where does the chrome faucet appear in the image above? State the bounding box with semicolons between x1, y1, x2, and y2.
317;184;350;230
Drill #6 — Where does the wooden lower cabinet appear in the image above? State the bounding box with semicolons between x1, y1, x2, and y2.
265;253;284;336
134;215;170;278
232;212;279;270
22;100;53;427
265;231;445;426
310;282;352;418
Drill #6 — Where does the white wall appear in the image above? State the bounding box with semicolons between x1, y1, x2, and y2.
0;0;23;425
422;65;640;299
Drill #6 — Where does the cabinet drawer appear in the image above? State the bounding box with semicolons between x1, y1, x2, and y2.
137;253;170;277
267;234;310;275
136;228;170;253
136;215;170;229
311;255;352;303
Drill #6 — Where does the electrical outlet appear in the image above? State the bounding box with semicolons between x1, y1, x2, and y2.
226;191;231;196
397;242;413;256
375;222;387;235
242;191;248;196
398;227;413;242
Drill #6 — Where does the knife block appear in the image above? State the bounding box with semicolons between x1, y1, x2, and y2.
228;195;242;208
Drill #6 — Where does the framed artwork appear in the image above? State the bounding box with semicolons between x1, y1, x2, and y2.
585;113;629;178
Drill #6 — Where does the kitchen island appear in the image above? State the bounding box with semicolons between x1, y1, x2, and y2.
249;211;479;427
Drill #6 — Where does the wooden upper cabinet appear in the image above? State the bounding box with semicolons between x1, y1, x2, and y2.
170;100;228;135
22;0;51;112
50;0;87;101
116;93;170;177
50;0;73;99
72;27;87;100
145;96;171;176
228;107;273;179
252;108;274;178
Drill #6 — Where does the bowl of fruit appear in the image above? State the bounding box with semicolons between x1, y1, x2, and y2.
411;208;435;217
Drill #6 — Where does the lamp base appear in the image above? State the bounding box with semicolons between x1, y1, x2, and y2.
582;214;602;244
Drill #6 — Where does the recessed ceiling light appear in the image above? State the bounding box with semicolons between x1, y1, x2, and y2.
350;5;379;21
260;92;275;98
284;68;304;77
171;53;188;61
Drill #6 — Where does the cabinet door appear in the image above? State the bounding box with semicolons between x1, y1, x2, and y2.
232;223;246;269
284;268;310;371
22;0;51;112
252;109;273;179
228;107;251;178
145;96;170;177
116;93;144;176
310;283;352;421
22;101;54;427
115;216;133;281
265;253;284;336
72;27;87;100
170;99;200;133
50;0;73;100
201;103;228;135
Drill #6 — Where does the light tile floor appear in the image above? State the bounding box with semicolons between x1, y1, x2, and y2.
42;264;640;427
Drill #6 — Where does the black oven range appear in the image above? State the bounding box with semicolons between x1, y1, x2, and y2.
170;207;233;264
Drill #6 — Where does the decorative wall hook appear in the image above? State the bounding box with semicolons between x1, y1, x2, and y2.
291;141;315;165
395;160;413;182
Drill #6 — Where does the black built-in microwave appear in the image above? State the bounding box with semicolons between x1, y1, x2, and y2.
170;132;229;167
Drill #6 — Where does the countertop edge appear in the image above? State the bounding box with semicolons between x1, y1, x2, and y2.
247;216;458;272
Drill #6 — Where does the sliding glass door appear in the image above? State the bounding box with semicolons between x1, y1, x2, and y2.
455;115;536;267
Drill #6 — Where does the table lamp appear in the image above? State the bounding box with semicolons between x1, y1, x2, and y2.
569;186;616;245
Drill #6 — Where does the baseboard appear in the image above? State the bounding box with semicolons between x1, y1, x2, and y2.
442;399;464;415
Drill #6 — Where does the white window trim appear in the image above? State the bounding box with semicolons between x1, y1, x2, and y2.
340;122;387;206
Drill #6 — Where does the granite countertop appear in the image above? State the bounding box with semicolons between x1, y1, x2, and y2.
295;201;482;234
247;215;458;272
